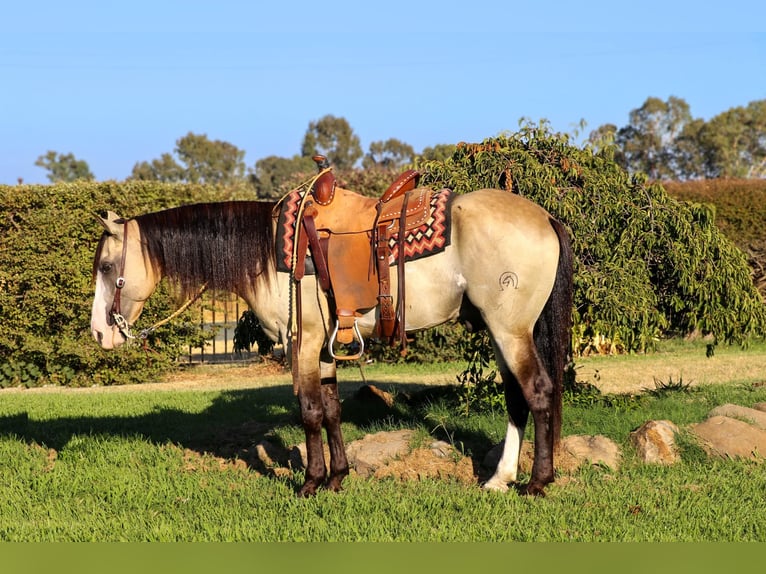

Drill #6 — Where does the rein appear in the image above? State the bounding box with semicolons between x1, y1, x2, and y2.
109;219;208;341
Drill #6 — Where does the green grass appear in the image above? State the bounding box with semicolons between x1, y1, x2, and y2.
1;352;765;541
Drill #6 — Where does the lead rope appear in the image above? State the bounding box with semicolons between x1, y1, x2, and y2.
137;282;209;340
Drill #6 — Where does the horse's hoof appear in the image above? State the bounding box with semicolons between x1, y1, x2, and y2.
296;482;319;498
522;482;547;497
482;478;510;493
325;476;345;493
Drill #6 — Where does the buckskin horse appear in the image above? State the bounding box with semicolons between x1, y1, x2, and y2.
90;164;573;497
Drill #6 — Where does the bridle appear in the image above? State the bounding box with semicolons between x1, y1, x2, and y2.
109;219;135;338
107;219;207;341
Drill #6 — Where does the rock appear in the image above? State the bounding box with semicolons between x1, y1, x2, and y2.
560;435;621;471
429;440;455;458
689;415;766;460
345;429;415;477
255;439;290;468
630;420;680;464
709;404;766;430
290;442;332;471
481;435;620;476
754;402;766;413
481;441;535;477
353;384;395;408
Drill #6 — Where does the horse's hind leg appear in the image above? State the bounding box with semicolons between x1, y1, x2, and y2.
484;348;529;492
319;359;349;492
489;333;556;496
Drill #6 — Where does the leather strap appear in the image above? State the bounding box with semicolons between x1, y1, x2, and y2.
110;219;130;321
376;220;395;339
396;192;411;352
301;213;331;292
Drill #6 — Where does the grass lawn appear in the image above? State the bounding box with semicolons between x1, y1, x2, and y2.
1;339;765;541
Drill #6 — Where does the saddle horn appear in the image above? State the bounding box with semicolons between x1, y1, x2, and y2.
312;155;331;170
311;155;336;205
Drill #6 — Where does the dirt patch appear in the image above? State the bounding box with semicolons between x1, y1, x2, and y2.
373;446;476;485
575;347;766;395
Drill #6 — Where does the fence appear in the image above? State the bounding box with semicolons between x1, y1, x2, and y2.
183;292;258;364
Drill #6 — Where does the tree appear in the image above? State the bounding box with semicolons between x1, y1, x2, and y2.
613;96;693;180
697;100;766;178
34;151;94;182
250;155;315;199
131;132;246;185
416;143;457;163
131;153;185;183
362;138;415;169
669;118;708;179
300;115;363;170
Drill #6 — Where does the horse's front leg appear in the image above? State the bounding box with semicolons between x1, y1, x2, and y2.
296;363;327;497
295;356;350;496
319;358;349;492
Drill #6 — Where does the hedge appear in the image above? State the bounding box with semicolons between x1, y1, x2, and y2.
664;179;766;296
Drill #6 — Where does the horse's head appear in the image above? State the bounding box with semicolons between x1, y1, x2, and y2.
90;211;159;349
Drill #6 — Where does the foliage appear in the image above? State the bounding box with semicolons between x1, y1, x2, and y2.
362;138;415;169
664;178;766;296
300;114;363;170
416;143;458;163
233;310;274;356
130;132;247;185
34;150;94;182
698;100;766;178
364;324;467;365
614;96;693;180
250;154;315;199
0;181;239;387
454;331;503;414
419;122;766;355
646;375;695;397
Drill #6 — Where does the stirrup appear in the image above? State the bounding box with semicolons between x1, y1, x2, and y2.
328;318;365;361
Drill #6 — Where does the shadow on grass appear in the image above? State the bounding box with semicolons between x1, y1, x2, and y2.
0;378;498;486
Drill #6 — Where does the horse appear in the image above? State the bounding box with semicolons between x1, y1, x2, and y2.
90;184;573;497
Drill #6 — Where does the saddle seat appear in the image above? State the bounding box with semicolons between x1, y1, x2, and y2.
296;157;426;356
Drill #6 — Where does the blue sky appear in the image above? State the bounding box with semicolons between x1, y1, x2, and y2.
2;1;764;184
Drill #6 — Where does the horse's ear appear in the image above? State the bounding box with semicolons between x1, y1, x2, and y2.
95;210;125;236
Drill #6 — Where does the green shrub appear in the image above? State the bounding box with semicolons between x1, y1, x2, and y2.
664;178;766;297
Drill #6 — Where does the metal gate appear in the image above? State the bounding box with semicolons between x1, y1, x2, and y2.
184;292;257;364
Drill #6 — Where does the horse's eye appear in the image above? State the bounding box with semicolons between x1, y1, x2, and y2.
100;262;113;274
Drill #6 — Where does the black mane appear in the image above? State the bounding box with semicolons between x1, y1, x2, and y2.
134;201;277;298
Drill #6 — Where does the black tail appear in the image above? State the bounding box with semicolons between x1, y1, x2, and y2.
534;218;574;447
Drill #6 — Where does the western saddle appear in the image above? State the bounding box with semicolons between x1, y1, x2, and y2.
291;155;431;360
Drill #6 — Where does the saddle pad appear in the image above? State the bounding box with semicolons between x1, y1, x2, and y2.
275;188;454;273
387;188;453;265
